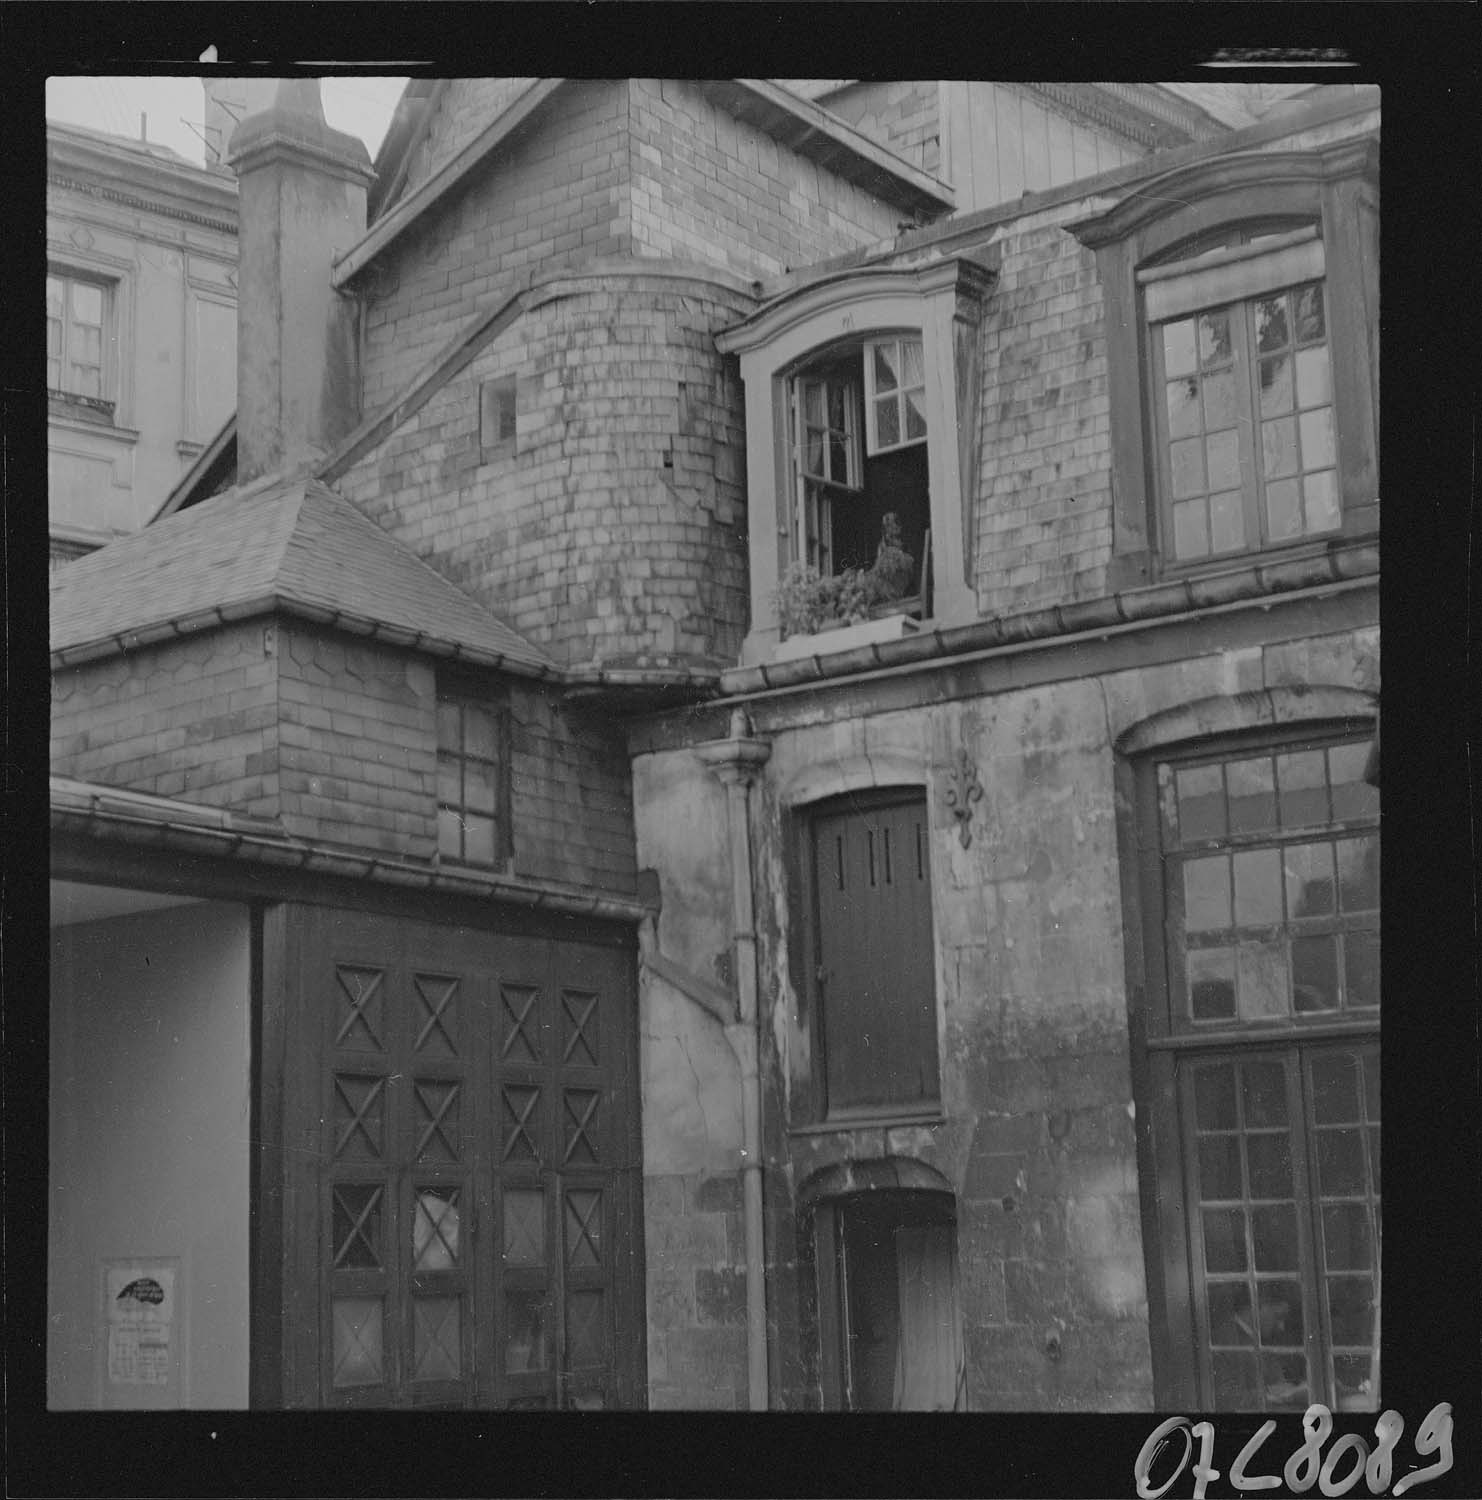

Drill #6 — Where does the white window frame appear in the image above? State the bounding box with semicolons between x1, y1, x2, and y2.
717;258;993;664
47;269;114;407
862;334;927;456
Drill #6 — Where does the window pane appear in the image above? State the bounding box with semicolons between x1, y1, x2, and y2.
805;430;824;475
503;1187;546;1265
1166;378;1201;439
1261;417;1298;481
1263;1351;1310;1410
1209;491;1245;553
1322;1204;1373;1270
1176;763;1226;842
1292;934;1339;1012
1259;1280;1305;1346
463;814;496;865
436;701;461;751
1344;931;1380;1010
464;706;496;759
1199;310;1232;368
332;1184;384;1268
414;1186;461;1269
1311;1052;1362;1124
901;338;924;387
332;1297;384;1387
1247;1132;1293;1198
47;276;64;314
505;1289;549;1373
1226;757;1276;834
1198;1137;1243;1200
1255;296;1289;354
873;342;898;392
1265;478;1302;542
1237;939;1289;1020
1335;836;1378;912
1188;947;1236;1020
1317;1128;1368;1197
875;396;900;448
1296;345;1332;408
829;433;849;479
437;808;463;859
1195;1064;1238;1130
1233;848;1282;927
47;319;63;357
1202;369;1237;430
1203;1208;1248;1271
827;382;847;429
1163;319;1197;377
1293;283;1326;342
1276;750;1328;828
1184;856;1231;931
1211;1350;1259;1406
1173;499;1209;559
1298;407;1336;471
1328;743;1380;821
1251;1203;1298;1270
464;758;497;815
1302;470;1341;533
1328;1278;1374;1347
72;281;103;323
1170;437;1205;500
904;389;927;440
1205;429;1240;492
437;757;461;807
413;1296;462;1381
804;382;823;426
1208;1282;1254;1344
1242;1061;1288;1127
1284;841;1336;918
1258;353;1294;418
48;356;62;388
74;366;102;398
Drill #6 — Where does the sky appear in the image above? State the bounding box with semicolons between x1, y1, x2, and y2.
45;76;407;164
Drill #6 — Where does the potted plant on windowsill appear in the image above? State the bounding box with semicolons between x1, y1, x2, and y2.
774;514;920;659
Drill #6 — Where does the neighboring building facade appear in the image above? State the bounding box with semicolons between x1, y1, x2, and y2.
50;78;1379;1414
46;121;238;565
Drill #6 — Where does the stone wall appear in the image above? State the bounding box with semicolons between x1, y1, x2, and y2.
813;80;942;177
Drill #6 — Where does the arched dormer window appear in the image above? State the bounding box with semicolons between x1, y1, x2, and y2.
1071;138;1378;589
717;257;995;664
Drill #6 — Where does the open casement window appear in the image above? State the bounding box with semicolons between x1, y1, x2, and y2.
435;684;511;869
788;337;930;596
1131;727;1380;1412
282;907;645;1409
811;1189;965;1411
47;270;114;414
802;790;940;1121
1070;139;1378;588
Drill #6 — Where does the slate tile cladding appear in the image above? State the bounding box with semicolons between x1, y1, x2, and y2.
339;277;754;669
51;620;637;891
396;78;541;200
808;80;942;177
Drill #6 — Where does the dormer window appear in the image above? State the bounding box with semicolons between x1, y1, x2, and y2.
717;258;995;665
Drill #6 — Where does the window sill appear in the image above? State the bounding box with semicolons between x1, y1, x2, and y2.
772;607;923;663
789;1110;945;1137
49;403;138;445
1155;521;1381;584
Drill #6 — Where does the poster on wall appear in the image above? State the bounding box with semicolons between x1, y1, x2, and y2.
101;1259;181;1406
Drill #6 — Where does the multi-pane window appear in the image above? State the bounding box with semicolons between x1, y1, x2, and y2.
1137;729;1380;1412
1148;228;1340;565
787;337;930;590
435;689;509;867
47;272;111;403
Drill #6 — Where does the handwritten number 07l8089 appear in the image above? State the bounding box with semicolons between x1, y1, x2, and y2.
1133;1402;1454;1498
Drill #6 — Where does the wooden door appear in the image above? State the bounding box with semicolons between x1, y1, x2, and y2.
279;906;643;1408
810;793;938;1116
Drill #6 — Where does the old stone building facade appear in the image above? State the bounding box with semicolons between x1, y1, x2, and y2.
50;78;1379;1414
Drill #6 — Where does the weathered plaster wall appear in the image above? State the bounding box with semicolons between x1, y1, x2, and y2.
48;900;252;1408
630;618;1378;1409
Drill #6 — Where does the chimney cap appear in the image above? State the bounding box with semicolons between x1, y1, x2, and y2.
226;77;373;181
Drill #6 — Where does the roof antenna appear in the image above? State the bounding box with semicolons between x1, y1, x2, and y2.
139;112;148;142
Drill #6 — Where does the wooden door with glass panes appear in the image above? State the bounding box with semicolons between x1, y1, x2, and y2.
282;906;643;1409
1134;727;1380;1412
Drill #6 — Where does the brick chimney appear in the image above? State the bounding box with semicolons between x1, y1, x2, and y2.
226;79;374;485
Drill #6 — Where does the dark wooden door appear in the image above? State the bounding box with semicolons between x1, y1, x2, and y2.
811;793;938;1115
279;906;643;1409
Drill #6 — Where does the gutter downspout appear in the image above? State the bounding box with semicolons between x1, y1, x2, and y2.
695;708;772;1411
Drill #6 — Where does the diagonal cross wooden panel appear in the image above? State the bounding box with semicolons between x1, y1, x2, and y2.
500;985;541;1062
413;974;459;1055
562;1089;600;1165
335;966;386;1050
501;1085;541;1162
561;990;599;1066
565;1189;602;1268
332;1184;384;1268
333;1074;386;1159
414;1080;461;1161
413;1296;461;1380
414;1188;461;1269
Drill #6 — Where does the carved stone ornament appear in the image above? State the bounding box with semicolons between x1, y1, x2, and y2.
944;747;984;848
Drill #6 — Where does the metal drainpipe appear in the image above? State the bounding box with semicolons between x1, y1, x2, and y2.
696;707;772;1410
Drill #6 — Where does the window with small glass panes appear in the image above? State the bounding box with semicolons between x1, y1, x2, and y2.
435;683;510;868
1132;725;1380;1414
47;270;113;405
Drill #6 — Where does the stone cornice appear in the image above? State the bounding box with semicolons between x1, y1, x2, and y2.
47;173;237;236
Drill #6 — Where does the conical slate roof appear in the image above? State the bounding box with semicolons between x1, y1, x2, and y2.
51;476;555;676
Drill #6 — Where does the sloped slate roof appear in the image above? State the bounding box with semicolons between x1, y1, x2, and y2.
51;477;555;676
